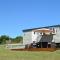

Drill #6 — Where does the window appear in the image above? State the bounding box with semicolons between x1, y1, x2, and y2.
34;32;35;34
40;32;42;34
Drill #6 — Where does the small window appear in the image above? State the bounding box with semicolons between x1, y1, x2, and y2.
40;32;42;34
34;32;35;34
49;28;52;30
53;28;55;31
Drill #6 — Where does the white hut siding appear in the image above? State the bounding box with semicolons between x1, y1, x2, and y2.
53;27;60;43
23;31;32;45
32;30;42;42
32;31;38;42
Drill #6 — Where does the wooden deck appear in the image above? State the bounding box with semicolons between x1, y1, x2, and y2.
11;48;56;51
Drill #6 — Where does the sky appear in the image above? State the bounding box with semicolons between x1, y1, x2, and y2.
0;0;60;37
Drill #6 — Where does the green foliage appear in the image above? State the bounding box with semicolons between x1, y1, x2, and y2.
0;35;23;44
12;36;23;43
0;35;9;44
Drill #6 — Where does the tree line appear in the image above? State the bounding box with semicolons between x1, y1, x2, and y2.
0;35;23;44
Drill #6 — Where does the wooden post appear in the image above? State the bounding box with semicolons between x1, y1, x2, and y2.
47;43;48;48
41;42;42;48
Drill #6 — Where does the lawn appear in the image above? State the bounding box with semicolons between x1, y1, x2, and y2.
0;45;60;60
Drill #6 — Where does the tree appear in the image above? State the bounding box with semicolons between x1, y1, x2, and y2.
0;35;23;44
0;35;9;44
14;36;23;43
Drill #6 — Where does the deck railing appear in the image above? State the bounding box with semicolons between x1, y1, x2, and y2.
6;43;25;49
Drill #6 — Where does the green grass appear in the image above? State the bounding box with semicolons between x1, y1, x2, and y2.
0;45;60;60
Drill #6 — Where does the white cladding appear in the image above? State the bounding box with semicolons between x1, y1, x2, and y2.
53;27;60;43
32;32;38;42
23;31;32;45
32;31;42;42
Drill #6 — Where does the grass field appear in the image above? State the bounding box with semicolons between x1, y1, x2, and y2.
0;45;60;60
